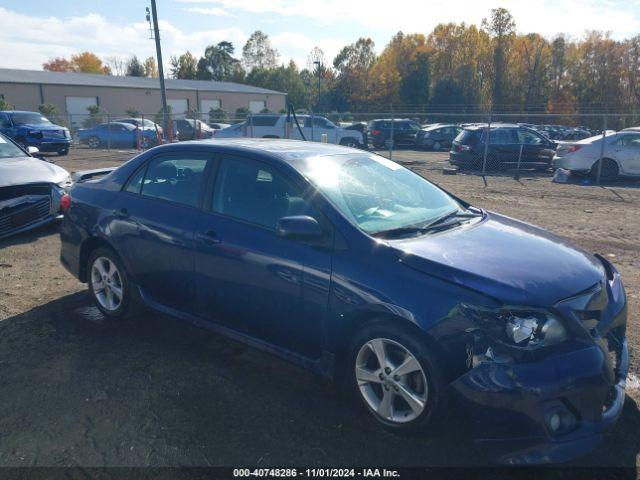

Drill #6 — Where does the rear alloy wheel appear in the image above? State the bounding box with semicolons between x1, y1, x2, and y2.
87;136;101;149
58;148;69;156
88;248;131;319
590;158;619;181
349;324;443;431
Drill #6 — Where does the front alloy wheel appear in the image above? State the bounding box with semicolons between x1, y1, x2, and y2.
91;256;124;312
355;338;428;424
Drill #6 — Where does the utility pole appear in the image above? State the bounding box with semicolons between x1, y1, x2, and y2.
148;1;169;138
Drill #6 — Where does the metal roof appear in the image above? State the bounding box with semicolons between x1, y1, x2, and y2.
0;68;285;96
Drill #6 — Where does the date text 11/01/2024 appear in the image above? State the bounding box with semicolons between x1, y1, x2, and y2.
233;469;401;478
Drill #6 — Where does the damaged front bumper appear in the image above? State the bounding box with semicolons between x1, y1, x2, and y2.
449;258;628;464
0;184;64;240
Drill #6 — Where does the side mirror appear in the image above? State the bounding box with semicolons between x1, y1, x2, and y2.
27;146;40;155
276;215;323;240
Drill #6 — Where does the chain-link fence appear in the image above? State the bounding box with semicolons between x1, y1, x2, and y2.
59;109;639;186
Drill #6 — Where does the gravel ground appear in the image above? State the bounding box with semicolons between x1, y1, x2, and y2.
0;145;639;472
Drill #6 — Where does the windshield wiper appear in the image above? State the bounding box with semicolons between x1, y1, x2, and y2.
371;209;482;239
422;209;482;230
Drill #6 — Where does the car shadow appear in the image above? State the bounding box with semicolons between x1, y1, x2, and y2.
0;221;59;248
0;292;638;476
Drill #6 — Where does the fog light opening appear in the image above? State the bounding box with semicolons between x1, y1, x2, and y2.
545;406;577;436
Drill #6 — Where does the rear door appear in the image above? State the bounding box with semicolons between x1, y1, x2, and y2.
112;152;212;313
517;128;552;167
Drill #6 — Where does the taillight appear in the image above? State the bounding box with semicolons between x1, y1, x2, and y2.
60;193;71;212
455;144;471;152
371;129;381;136
567;145;582;153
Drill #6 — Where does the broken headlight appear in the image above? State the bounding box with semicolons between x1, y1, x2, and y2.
464;306;568;349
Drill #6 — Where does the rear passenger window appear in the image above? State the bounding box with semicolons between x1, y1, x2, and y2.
211;156;314;229
140;155;209;207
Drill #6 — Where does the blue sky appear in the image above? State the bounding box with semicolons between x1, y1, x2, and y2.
2;0;639;73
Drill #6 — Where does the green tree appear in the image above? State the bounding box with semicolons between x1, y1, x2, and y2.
482;7;516;110
126;56;146;77
126;107;140;117
208;107;228;122
234;107;250;120
197;42;241;81
0;97;14;110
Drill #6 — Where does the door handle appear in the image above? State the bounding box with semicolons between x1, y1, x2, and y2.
113;208;129;219
197;230;221;245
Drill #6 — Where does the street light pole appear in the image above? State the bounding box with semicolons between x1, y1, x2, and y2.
148;1;169;139
313;61;321;112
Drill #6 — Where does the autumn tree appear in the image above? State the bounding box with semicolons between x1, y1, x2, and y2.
144;57;158;78
71;52;111;74
43;57;74;72
242;31;279;70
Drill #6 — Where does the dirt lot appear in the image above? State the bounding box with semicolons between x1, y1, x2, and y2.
1;145;639;472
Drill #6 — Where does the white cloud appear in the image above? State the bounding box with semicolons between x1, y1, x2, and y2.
175;0;640;40
180;7;235;17
0;7;247;71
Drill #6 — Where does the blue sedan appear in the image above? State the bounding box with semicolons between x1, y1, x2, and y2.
59;139;628;464
77;122;158;149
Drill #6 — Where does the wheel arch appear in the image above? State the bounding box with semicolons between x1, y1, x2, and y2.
330;309;448;380
78;236;123;283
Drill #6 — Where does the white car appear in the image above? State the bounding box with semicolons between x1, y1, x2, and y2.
552;128;640;179
215;114;364;148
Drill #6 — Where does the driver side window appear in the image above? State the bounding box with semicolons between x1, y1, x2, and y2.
211;156;316;229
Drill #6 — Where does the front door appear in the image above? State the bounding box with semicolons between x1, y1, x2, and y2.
193;154;332;357
112;152;212;312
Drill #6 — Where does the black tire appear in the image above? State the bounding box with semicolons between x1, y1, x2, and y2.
87;136;101;149
590;158;619;181
346;321;444;432
340;138;360;148
87;247;134;320
58;148;69;156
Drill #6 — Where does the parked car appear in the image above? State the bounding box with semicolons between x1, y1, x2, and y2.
60;139;627;464
114;117;163;136
415;124;462;151
552;129;640;179
207;122;231;130
0;110;71;156
173;119;215;141
450;124;557;170
215;114;365;148
77;122;158;149
367;119;422;149
0;132;71;240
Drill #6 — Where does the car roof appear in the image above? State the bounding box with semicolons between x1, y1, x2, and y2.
464;123;522;130
99;122;135;128
160;138;359;162
0;110;43;114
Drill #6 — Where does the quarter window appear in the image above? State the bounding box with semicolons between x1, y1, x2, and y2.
211;156;314;229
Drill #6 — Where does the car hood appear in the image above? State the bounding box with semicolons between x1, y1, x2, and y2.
0;156;69;187
389;212;604;307
16;123;64;131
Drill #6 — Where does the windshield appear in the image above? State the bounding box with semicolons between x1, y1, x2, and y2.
300;153;461;234
0;134;27;158
10;113;52;125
